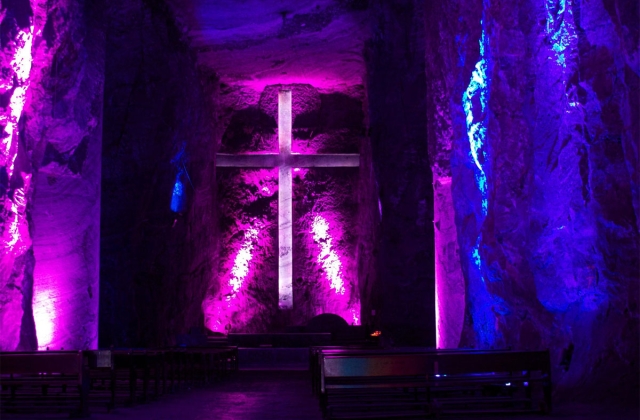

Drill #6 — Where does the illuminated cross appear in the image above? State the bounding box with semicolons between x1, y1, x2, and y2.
217;90;360;309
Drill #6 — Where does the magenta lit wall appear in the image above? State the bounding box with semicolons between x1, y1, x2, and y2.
0;0;104;351
205;84;364;332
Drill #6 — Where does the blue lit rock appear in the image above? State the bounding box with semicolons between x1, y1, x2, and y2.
425;0;639;402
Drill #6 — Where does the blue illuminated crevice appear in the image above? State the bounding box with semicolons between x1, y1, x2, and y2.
544;0;576;69
462;19;490;216
170;143;192;214
543;0;579;113
461;4;499;347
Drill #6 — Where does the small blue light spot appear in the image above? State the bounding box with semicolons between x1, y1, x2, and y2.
170;176;186;213
472;246;482;271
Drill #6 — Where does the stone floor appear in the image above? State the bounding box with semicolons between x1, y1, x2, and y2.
2;370;638;420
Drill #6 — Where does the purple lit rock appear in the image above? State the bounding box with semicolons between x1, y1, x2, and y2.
206;84;364;332
28;1;104;350
293;169;360;325
206;168;279;333
0;0;104;351
170;0;369;91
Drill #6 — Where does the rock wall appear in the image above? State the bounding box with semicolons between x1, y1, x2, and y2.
364;0;436;347
0;0;105;351
100;0;214;347
425;0;639;402
205;83;364;332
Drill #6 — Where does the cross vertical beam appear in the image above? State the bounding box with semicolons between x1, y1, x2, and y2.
278;90;293;309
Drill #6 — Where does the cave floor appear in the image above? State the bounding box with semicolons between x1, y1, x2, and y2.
2;370;637;420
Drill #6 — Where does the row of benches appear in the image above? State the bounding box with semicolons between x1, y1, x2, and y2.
0;347;238;418
310;346;552;419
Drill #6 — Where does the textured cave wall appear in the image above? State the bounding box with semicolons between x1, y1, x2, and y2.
206;84;364;333
424;3;466;348
365;0;435;347
170;0;371;333
100;0;214;347
291;87;363;327
0;0;105;351
425;0;639;402
29;0;105;351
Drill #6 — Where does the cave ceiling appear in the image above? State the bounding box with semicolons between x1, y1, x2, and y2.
170;0;370;90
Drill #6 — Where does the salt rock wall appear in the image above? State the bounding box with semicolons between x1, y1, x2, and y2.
425;0;639;401
206;84;363;332
100;0;214;347
364;0;436;346
0;0;105;351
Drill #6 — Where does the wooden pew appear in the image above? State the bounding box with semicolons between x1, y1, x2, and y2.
84;349;116;411
320;352;433;419
318;349;552;419
103;349;161;406
146;350;166;400
426;350;552;415
184;347;238;384
309;345;382;395
1;346;238;417
164;348;187;393
0;351;89;418
311;347;510;396
311;347;450;396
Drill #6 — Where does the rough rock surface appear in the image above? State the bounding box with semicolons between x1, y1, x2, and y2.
99;0;214;347
0;0;105;351
364;0;436;346
0;0;635;407
424;0;639;402
171;0;370;90
206;84;363;332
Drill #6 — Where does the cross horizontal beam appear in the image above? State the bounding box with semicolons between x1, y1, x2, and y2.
216;153;360;168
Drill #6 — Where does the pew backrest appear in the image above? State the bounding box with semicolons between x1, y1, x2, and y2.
431;350;550;376
319;349;551;393
0;351;84;378
321;353;434;393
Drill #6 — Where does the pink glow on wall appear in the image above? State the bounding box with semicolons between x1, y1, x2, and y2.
311;214;360;325
205;167;277;333
0;23;35;251
435;275;441;348
351;308;360;325
312;215;345;295
206;220;264;333
0;20;36;351
229;226;260;295
433;176;465;348
0;26;34;177
33;287;57;350
31;246;99;350
6;174;31;252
